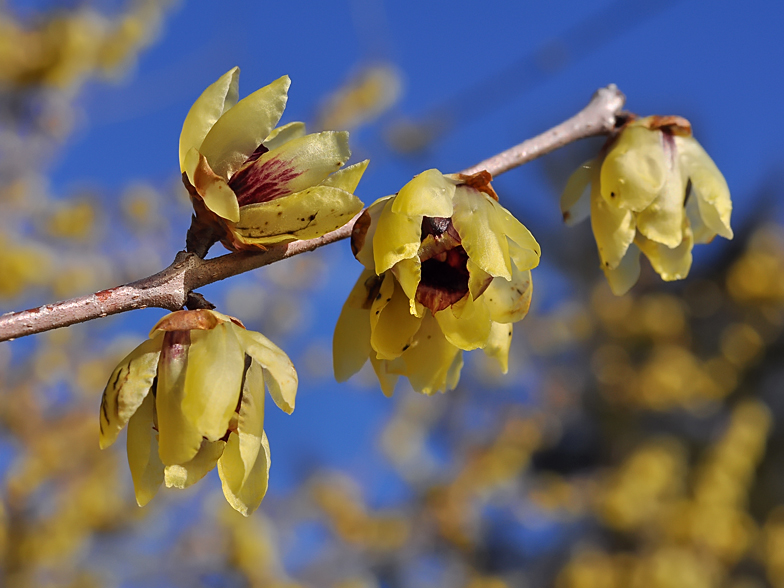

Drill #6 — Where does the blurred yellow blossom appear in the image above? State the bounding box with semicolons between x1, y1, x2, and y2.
334;169;540;395
562;116;732;295
99;309;298;515
179;67;367;252
317;63;403;131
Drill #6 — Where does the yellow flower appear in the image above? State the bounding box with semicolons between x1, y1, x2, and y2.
179;67;367;251
561;115;733;295
333;169;540;395
99;309;297;516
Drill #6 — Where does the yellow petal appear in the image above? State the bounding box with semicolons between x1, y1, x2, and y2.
371;274;424;360
216;358;269;514
561;159;595;226
199;75;290;180
590;172;635;269
634;136;686;248
333;270;375;381
603;242;641;296
373;197;422;274
489;199;542;258
156;332;204;466
481;268;533;324
445;351;464;391
320;159;369;193
390;256;423;316
186;148;240;222
391;169;456;217
179;67;240;170
238;328;298;414
219;430;271;516
676;135;733;239
264;121;306;151
452;186;511;279
232;185;363;245
508;240;540;272
100;334;163;449
164;439;226;489
636;222;694;281
126;392;164;507
600;126;666;211
685;184;714;244
483;322;513;374
217;360;268;513
231;131;352;204
435;292;492;351
353;196;392;270
401;313;462;395
370;355;400;397
182;324;245;442
467;258;492;300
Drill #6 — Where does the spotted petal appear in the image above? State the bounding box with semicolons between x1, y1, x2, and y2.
199;75;290;180
233;185;363;246
481;267;533;324
590;173;635;270
99;333;163;449
371;274;424;360
179;67;240;170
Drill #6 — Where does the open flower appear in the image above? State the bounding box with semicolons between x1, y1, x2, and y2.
99;309;297;516
561;115;733;295
179;67;367;252
333;169;540;395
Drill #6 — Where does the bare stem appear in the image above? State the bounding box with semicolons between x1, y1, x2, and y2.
460;84;625;176
0;84;625;343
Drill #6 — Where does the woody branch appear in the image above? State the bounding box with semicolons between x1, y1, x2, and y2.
0;84;625;342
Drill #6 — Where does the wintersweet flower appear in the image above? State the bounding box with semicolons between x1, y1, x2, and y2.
179;67;367;251
561;115;733;295
99;309;297;516
333;169;540;395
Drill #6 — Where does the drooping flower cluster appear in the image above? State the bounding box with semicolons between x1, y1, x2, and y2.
99;310;297;516
561;115;733;295
334;169;540;395
179;67;368;252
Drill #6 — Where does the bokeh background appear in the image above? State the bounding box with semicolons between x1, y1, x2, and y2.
1;0;784;586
